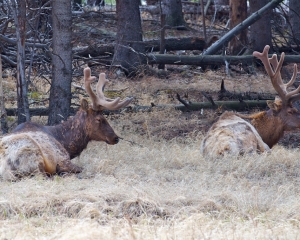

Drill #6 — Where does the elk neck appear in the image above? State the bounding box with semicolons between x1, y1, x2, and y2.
46;109;90;159
250;110;285;148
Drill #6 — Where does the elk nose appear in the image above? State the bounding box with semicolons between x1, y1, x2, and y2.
114;137;119;144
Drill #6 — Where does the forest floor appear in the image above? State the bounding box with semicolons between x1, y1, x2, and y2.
1;61;300;240
1;8;300;239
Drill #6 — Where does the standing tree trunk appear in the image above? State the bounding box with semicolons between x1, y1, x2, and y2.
249;0;272;52
48;0;72;125
0;54;8;134
161;0;186;29
10;0;30;124
289;0;300;45
228;0;248;55
113;0;145;76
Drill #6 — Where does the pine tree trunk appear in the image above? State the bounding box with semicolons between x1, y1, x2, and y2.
11;0;30;124
113;0;145;76
249;0;272;52
228;0;248;55
161;0;186;28
48;0;72;125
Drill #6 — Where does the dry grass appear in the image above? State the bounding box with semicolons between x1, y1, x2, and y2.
1;66;300;239
1;127;300;239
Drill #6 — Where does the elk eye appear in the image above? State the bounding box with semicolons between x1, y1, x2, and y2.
287;108;297;115
95;117;102;123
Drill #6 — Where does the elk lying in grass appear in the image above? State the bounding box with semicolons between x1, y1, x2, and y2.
0;68;133;180
201;45;300;158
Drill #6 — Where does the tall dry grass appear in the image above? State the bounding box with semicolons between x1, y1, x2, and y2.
1;68;300;239
1;120;300;239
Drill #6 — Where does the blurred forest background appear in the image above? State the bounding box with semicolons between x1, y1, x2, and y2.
0;0;299;130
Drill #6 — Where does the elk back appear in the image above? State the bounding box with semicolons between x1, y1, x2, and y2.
200;112;270;158
0;131;70;180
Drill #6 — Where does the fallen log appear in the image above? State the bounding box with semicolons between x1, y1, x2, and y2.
174;100;268;111
203;0;283;55
5;100;268;116
146;53;300;66
217;79;275;100
73;37;208;57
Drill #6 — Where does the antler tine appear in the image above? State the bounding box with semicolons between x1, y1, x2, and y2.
253;45;274;76
268;54;299;98
95;73;109;99
253;45;286;102
84;67;98;109
95;72;133;110
268;54;298;99
286;64;298;88
269;54;279;71
107;97;134;110
286;64;300;102
268;54;297;88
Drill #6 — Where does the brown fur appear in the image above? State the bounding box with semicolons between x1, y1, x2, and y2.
201;45;300;158
201;103;300;158
250;111;284;148
0;99;119;180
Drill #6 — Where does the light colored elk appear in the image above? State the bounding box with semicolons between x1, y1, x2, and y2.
0;68;133;180
201;45;300;158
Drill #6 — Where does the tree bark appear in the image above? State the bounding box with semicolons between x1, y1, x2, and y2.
228;0;248;55
4;100;269;116
161;0;186;29
147;53;300;66
10;0;30;124
203;0;283;56
113;0;145;76
174;100;268;111
289;0;300;45
0;54;8;134
249;0;272;52
48;0;72;125
74;37;207;57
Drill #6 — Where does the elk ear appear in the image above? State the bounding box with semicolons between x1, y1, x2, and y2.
267;100;282;112
80;98;89;111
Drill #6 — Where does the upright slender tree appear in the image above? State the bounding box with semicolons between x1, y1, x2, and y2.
48;0;72;125
228;0;248;55
249;0;272;52
9;0;30;124
113;0;145;76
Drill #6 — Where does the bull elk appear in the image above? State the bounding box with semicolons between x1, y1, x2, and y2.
0;68;133;180
201;45;300;158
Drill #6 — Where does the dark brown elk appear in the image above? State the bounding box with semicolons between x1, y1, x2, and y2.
201;45;300;158
0;68;133;180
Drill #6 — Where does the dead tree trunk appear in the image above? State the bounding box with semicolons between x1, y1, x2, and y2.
4;100;269;116
203;0;284;56
10;0;30;124
113;0;145;76
48;0;73;125
74;37;207;57
0;54;8;134
147;53;300;66
228;0;248;55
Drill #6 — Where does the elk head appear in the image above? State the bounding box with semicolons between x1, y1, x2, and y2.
248;45;300;147
82;67;133;144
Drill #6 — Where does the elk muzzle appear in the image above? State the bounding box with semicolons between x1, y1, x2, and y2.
106;136;119;145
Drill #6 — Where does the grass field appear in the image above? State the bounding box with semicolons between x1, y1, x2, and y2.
1;67;300;239
1;125;300;239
